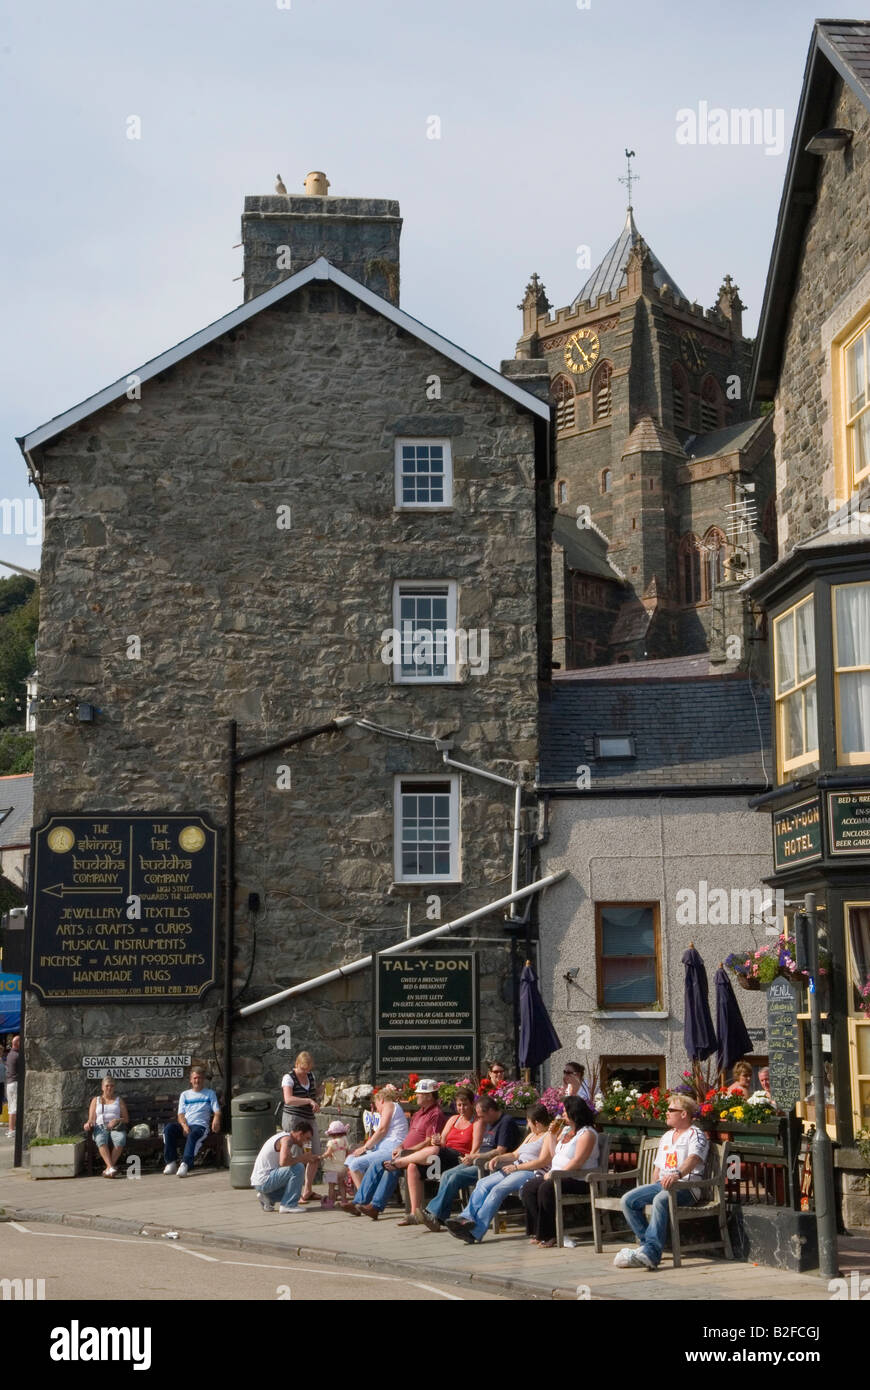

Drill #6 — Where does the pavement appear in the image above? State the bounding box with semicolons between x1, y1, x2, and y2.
0;1144;848;1301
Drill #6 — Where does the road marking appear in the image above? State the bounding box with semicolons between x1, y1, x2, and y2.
6;1223;466;1298
168;1243;219;1262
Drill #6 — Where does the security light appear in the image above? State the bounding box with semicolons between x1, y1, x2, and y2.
805;128;853;154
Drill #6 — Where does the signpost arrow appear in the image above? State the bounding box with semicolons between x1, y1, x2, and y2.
41;884;124;898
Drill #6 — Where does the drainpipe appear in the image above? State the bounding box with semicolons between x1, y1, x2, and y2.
238;872;567;1017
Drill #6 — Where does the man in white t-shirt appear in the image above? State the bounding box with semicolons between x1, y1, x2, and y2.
251;1123;318;1213
614;1094;709;1270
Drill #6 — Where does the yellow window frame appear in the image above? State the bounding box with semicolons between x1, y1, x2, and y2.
832;582;870;766
773;594;819;781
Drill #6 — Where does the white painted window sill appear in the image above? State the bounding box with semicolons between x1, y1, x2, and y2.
592;1010;669;1020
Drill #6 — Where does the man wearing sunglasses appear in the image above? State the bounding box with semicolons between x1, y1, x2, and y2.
614;1093;709;1270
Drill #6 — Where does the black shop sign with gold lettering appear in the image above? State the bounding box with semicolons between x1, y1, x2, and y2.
374;950;478;1076
772;797;822;872
28;813;219;1003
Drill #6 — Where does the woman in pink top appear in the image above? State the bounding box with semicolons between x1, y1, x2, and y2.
387;1088;482;1226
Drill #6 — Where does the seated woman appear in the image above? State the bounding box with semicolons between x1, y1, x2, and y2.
83;1076;129;1177
445;1103;553;1243
521;1096;600;1248
346;1085;409;1190
387;1086;480;1226
727;1061;753;1097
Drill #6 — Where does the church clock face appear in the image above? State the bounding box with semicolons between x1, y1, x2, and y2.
564;328;600;375
680;331;707;371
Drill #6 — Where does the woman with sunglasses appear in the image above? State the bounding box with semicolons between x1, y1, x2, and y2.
561;1062;592;1105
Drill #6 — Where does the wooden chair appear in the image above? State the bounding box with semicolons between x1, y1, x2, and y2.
587;1135;733;1268
552;1132;612;1248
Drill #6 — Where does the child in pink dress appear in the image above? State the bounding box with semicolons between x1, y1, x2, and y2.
321;1120;350;1208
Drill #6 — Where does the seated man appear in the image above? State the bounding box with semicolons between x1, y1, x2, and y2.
341;1078;445;1220
420;1095;521;1232
163;1065;221;1177
614;1094;709;1270
251;1122;318;1213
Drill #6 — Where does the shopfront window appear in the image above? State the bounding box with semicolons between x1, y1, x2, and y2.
774;595;819;780
833;582;870;764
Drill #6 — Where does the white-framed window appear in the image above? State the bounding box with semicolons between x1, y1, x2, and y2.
394;774;460;882
392;581;458;683
395;438;453;508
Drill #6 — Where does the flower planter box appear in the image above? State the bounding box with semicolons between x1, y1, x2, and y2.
713;1121;785;1153
599;1119;667;1143
30;1140;85;1180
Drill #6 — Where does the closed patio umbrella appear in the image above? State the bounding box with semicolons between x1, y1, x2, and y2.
714;964;753;1076
519;960;561;1070
682;945;717;1062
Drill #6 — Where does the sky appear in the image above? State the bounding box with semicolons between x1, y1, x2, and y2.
0;0;834;570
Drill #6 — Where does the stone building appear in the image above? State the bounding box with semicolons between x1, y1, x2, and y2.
748;19;870;1199
512;207;776;670
16;177;552;1136
537;657;773;1091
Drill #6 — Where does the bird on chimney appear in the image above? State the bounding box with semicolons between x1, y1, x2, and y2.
275;174;288;195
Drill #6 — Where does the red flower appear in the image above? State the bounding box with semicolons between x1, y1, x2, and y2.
701;1103;713;1115
408;1073;419;1085
650;1088;660;1099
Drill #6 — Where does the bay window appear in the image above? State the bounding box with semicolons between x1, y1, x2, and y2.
774;595;819;780
833;582;870;764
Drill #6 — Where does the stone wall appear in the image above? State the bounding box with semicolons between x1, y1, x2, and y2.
27;283;544;1136
774;78;870;548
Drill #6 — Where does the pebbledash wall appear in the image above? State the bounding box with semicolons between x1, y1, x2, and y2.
20;192;550;1137
539;799;772;1087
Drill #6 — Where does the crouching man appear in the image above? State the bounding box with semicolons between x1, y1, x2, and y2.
251;1122;318;1213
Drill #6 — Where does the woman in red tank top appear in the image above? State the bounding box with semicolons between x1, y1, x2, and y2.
389;1088;482;1226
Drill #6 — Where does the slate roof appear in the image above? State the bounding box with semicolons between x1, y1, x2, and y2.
752;20;870;400
555;653;723;681
552;512;625;582
0;774;33;848
572;209;686;309
539;674;771;790
622;414;685;458
682;417;769;463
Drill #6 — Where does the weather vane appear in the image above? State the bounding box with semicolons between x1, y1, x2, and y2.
619;149;638;211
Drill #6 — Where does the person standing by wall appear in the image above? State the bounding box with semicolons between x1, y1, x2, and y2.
281;1051;322;1202
5;1035;19;1141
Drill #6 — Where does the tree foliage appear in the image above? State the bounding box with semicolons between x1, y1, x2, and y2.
0;577;38;729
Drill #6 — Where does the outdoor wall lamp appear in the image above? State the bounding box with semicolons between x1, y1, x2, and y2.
805;128;853;154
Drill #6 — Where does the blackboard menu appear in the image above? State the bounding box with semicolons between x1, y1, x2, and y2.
374;950;477;1076
29;813;219;1003
766;977;801;1111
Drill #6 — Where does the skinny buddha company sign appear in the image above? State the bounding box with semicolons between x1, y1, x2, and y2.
28;813;219;1003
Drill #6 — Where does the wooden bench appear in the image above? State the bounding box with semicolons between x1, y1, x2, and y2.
84;1092;225;1176
587;1135;733;1267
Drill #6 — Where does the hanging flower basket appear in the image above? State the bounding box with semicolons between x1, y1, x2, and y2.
725;934;831;991
735;973;762;992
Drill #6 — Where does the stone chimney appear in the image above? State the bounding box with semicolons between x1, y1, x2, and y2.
242;171;402;304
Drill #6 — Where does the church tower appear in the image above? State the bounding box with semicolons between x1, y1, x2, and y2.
508;173;775;671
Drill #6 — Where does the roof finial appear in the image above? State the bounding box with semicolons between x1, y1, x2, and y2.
619;148;638;211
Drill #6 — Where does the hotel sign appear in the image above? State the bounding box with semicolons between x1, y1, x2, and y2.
828;790;870;856
374;950;478;1075
773;797;822;871
29;813;219;1003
